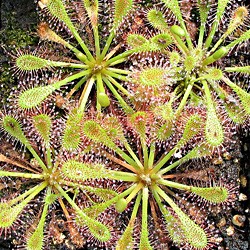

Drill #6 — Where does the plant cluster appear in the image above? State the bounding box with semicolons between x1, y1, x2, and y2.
0;0;249;249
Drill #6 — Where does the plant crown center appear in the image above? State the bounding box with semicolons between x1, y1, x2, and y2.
90;60;106;75
43;168;61;187
137;167;160;187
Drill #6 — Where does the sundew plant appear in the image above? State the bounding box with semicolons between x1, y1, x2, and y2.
0;0;248;249
63;110;236;250
13;0;133;113
125;0;250;148
0;106;237;249
0;110;119;249
13;0;177;114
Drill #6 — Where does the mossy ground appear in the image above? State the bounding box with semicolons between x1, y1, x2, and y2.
0;0;249;249
0;0;38;107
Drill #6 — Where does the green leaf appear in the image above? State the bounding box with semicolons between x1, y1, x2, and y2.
139;188;153;250
203;47;228;66
225;66;250;74
84;186;118;202
0;203;24;229
83;198;116;219
18;86;55;109
129;111;147;138
1;115;29;145
26;202;48;250
75;210;111;242
205;107;224;147
161;0;184;24
158;201;186;245
147;9;169;32
191;186;229;204
102;116;126;143
169;51;181;66
62;110;82;150
61;160;111;181
26;224;44;250
82;120;116;149
41;0;72;27
156;121;173;141
16;54;49;71
204;68;223;80
33;114;51;145
177;145;211;163
83;0;99;26
153;103;174;141
127;34;148;48
224;100;246;124
138;67;168;87
223;77;250;115
175;206;208;248
203;81;224;147
153;103;174;121
127;33;172;53
182;114;202;142
116;220;135;250
157;189;208;249
216;0;230;21
226;6;249;35
113;0;133;31
197;0;211;24
226;29;250;49
150;33;173;49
